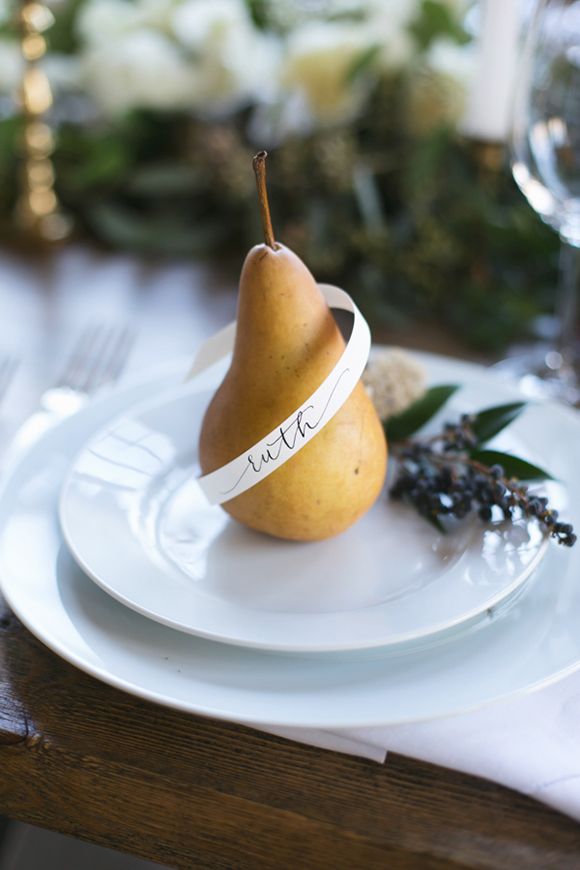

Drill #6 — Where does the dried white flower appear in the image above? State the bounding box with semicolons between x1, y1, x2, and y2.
363;348;426;422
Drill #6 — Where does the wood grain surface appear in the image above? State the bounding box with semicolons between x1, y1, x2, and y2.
1;595;580;869
0;245;579;869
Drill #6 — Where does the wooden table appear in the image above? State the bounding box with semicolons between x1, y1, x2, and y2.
0;244;579;869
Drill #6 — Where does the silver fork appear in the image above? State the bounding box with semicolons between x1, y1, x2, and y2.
0;355;18;407
41;325;134;417
4;325;134;464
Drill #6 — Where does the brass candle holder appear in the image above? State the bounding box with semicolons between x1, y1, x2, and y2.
15;0;71;242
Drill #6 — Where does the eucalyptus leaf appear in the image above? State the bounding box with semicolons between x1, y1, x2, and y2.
386;384;459;442
470;450;553;482
471;402;526;445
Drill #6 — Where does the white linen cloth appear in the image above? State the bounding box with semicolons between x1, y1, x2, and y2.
265;671;580;822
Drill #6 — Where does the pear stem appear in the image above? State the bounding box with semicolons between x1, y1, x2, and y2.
252;151;276;250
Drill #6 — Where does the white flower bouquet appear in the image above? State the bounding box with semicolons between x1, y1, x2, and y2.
0;0;558;349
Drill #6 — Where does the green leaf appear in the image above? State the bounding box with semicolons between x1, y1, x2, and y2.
127;164;204;196
89;202;226;256
425;512;446;534
244;0;270;29
45;0;84;53
345;44;382;83
410;0;471;50
386;384;459;442
470;450;554;482
471;402;527;445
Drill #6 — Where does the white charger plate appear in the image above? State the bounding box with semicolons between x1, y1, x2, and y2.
59;365;548;653
1;355;580;729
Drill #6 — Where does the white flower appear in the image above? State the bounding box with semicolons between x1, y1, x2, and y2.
363;348;427;422
365;0;420;30
81;29;193;115
280;22;375;128
172;0;250;51
171;0;279;113
76;0;143;45
78;0;179;45
137;0;178;30
365;0;417;71
427;38;475;87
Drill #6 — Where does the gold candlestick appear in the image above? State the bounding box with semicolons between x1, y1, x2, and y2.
15;0;71;242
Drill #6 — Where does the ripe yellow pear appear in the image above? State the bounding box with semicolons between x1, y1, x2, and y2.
198;152;387;541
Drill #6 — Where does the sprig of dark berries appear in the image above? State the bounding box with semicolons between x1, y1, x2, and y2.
390;413;576;547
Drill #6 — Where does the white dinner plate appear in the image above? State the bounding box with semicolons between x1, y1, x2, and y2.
1;355;580;729
59;365;549;653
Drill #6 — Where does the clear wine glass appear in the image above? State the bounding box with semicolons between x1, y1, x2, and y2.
507;0;580;404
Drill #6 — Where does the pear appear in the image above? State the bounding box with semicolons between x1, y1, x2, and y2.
198;152;387;541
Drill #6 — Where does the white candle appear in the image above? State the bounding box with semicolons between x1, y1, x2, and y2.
461;0;522;142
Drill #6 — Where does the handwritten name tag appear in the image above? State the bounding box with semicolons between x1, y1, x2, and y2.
195;285;371;505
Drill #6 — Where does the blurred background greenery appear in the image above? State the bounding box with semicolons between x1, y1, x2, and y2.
0;0;558;350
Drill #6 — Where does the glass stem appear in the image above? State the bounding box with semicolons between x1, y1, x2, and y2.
556;236;580;367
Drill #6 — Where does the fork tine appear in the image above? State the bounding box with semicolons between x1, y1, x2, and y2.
99;327;134;387
80;328;125;393
56;324;134;396
56;325;103;391
78;327;115;394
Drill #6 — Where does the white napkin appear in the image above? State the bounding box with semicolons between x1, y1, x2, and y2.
265;670;580;822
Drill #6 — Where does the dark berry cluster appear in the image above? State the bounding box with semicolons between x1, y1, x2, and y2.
391;418;576;547
440;414;479;452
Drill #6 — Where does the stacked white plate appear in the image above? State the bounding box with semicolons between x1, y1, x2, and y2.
1;351;580;729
